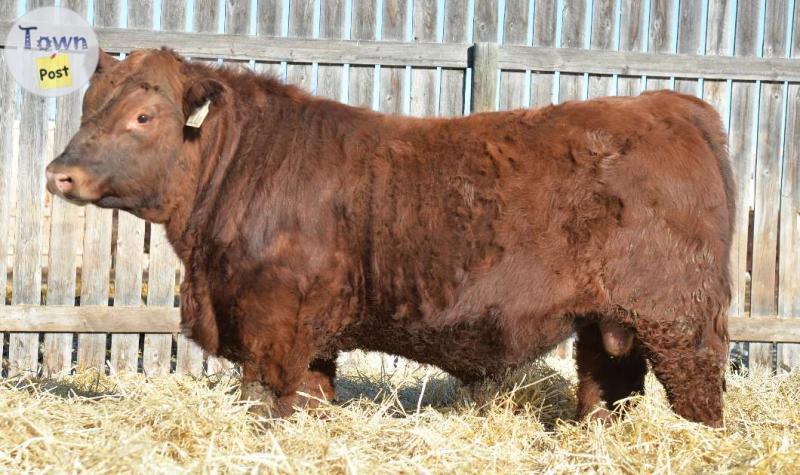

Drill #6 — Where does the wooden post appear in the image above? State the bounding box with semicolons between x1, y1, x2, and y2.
469;42;499;113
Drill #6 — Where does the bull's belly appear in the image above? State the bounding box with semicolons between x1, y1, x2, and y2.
341;310;575;382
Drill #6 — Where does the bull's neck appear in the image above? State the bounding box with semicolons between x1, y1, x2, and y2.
164;95;243;262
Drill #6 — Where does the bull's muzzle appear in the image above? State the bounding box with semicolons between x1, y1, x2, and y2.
45;157;99;204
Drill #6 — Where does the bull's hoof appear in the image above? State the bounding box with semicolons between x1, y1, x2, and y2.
241;381;279;417
582;406;615;425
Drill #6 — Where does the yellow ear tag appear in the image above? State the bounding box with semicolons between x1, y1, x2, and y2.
186;100;211;128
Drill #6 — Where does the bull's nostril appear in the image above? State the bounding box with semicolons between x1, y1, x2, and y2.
55;173;73;193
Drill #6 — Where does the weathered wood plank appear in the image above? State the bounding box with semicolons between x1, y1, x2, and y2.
317;0;347;101
107;0;152;375
727;0;760;368
750;0;789;369
255;0;284;77
674;0;702;95
0;23;796;79
43;0;88;376
617;0;646;96
3;307;797;343
348;0;377;107
379;0;408;114
75;0;118;374
531;0;557;106
701;0;736;364
127;0;153;28
472;0;498;42
470;43;499;113
109;212;145;374
409;0;438;116
287;0;315;92
645;0;676;90
0;306;179;333
587;0;616;99
143;225;177;375
78;203;113;371
778;0;800;373
439;0;468;116
498;0;529;110
729;317;800;344
0;1;16;365
9;0;55;377
161;0;186;31
558;0;587;104
497;45;800;81
138;0;188;376
701;0;733;162
193;0;219;33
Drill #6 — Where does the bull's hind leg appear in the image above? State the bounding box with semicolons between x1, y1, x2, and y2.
575;320;647;421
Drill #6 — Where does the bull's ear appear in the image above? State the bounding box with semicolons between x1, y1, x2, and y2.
183;78;227;126
95;49;118;74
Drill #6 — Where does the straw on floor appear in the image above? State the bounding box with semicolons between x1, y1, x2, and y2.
0;355;798;473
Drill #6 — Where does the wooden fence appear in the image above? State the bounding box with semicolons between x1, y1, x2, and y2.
1;0;800;377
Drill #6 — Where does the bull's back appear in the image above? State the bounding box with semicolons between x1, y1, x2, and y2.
363;90;732;332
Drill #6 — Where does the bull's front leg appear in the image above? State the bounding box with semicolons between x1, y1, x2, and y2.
235;289;339;418
241;357;337;418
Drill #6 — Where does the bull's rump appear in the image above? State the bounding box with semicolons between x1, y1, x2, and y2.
360;90;731;369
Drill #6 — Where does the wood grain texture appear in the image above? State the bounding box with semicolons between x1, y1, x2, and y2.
0;306;179;333
8;0;52;376
107;0;153;375
409;0;438;116
317;0;347;101
254;0;284;113
379;0;408;114
0;23;796;79
531;0;557;106
778;0;800;373
472;0;498;42
587;0;616;99
3;307;792;343
110;212;145;373
0;2;16;365
439;0;468;116
348;0;377;107
9;93;47;375
750;0;789;369
674;0;702;95
558;0;586;104
727;0;760;368
645;0;675;90
287;0;315;92
499;0;529;110
470;43;499;112
43;0;88;376
617;0;645;96
75;0;118;374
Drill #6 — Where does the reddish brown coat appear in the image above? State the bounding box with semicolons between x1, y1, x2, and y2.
46;50;733;426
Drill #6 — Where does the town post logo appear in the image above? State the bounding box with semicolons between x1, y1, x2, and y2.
3;7;99;97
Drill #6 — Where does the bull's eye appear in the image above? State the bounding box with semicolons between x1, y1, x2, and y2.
137;114;150;124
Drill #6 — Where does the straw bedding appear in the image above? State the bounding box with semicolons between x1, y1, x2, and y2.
1;355;798;473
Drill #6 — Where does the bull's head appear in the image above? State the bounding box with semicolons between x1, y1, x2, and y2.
45;49;228;222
